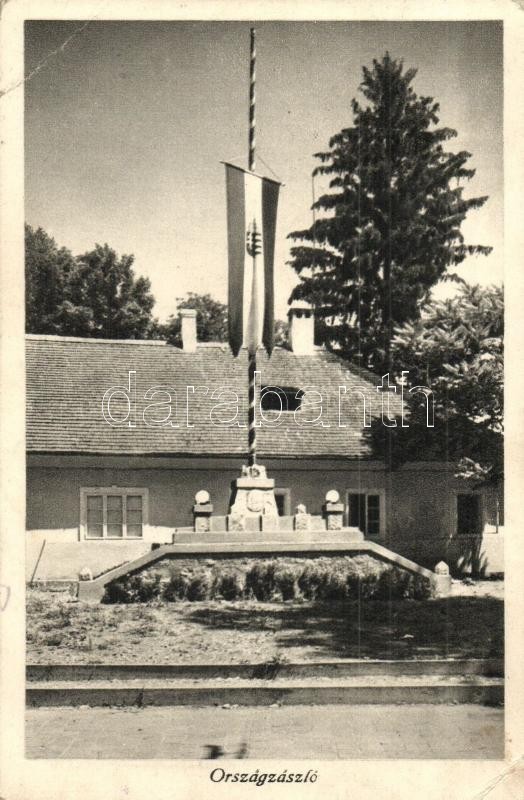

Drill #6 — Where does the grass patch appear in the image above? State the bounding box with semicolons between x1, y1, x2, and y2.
26;585;503;665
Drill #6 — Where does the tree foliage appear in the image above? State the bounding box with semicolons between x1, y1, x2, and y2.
161;292;289;348
66;244;156;339
25;225;75;334
161;293;229;346
288;54;492;372
25;225;158;339
367;284;503;482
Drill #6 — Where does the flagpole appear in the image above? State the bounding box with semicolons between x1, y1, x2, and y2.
248;26;257;467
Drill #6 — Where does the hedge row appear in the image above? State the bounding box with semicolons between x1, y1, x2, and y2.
102;556;432;603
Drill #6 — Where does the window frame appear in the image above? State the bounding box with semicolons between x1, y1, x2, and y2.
455;491;484;537
345;489;386;538
80;487;149;540
274;487;291;517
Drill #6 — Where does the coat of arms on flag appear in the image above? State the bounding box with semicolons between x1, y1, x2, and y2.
223;162;281;357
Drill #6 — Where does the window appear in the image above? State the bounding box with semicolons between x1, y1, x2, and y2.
261;386;303;413
347;492;383;537
457;494;482;536
274;488;291;516
81;488;148;539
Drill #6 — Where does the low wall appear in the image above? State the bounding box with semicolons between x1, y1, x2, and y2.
74;535;451;602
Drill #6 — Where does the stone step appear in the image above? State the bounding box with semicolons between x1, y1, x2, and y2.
26;674;503;708
173;529;364;545
173;530;364;544
26;658;503;682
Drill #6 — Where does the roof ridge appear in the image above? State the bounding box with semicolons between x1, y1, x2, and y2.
25;334;167;346
25;335;327;354
324;349;381;382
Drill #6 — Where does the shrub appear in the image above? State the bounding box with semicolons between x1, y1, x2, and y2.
320;565;349;601
214;569;245;601
412;574;432;600
103;578;132;604
358;569;383;600
297;563;325;600
344;557;383;599
274;566;300;601
130;573;162;602
371;566;432;600
245;561;277;601
186;570;213;601
103;572;162;604
163;567;190;602
100;556;433;604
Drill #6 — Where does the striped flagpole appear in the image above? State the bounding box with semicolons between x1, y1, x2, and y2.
248;26;257;466
249;27;256;173
248;344;257;466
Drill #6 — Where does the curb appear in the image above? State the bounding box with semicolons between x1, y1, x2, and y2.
26;678;504;708
26;658;503;682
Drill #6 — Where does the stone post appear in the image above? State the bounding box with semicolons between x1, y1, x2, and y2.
322;489;345;531
433;560;452;597
294;503;311;531
193;490;213;533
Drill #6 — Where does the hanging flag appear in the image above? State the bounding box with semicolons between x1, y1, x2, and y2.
223;162;280;357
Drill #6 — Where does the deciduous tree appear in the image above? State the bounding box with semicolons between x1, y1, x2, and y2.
367;284;503;482
25;226;158;339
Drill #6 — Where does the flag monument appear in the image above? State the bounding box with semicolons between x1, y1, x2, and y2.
223;27;281;466
224;27;282;523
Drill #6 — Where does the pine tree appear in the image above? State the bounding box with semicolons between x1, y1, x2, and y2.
288;54;492;372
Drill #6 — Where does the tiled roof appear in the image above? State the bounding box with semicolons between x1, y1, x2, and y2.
26;335;402;458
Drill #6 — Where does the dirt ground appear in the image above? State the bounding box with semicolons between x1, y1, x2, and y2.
449;578;504;600
26;579;503;665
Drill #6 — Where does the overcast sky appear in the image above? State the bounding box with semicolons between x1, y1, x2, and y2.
25;20;503;322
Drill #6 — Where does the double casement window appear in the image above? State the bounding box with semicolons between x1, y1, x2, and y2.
81;488;148;539
346;491;385;537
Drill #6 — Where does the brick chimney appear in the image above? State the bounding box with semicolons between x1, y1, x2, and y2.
180;308;197;352
288;301;315;355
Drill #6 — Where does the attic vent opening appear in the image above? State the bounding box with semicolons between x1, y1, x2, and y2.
261;386;303;413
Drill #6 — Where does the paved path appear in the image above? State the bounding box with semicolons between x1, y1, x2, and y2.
26;704;504;760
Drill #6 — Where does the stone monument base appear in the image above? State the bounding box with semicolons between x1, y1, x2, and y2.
227;464;279;532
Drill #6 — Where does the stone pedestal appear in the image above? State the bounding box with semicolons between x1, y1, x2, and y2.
294;504;312;531
193;490;214;533
323;501;345;530
193;502;213;533
229;464;279;517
